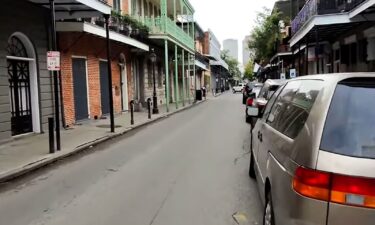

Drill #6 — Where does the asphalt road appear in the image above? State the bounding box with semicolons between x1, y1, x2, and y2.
0;93;263;225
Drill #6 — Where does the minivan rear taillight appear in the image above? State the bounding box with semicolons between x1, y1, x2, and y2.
293;167;375;208
293;167;330;201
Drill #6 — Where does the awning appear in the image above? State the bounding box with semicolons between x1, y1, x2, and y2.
211;60;229;70
204;54;218;61
56;22;149;51
195;60;208;71
29;0;111;19
270;52;293;62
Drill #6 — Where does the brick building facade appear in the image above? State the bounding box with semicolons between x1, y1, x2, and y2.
58;32;136;126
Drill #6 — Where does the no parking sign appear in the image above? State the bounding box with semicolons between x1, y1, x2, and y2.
47;51;60;71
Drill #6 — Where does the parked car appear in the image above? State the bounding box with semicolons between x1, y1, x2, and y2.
242;82;263;104
246;79;285;126
249;73;375;225
233;83;245;93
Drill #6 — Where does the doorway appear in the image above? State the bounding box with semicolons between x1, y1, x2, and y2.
121;64;129;111
6;34;40;136
100;61;110;115
72;58;89;121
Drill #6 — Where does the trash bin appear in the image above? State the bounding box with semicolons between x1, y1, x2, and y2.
196;90;202;101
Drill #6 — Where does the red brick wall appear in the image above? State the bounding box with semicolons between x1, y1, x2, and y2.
203;32;210;55
122;0;130;14
58;32;133;126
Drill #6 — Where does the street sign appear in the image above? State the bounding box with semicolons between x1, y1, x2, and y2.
47;51;60;71
280;73;286;80
290;69;296;78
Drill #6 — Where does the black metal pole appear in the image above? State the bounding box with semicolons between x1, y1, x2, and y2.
48;117;55;154
147;98;151;119
130;100;134;125
104;14;115;133
152;61;159;114
315;28;320;74
50;0;61;151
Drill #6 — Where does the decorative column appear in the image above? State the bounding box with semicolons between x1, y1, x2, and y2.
174;45;179;109
187;53;191;104
164;40;170;112
182;49;186;106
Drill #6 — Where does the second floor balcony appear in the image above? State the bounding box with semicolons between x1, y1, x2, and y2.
291;0;367;35
129;0;195;51
137;15;195;51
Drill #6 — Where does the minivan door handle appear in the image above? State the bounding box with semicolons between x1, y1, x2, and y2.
258;131;263;142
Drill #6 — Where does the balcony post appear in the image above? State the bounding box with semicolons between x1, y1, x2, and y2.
173;0;176;21
298;43;301;76
164;40;170;112
315;28;320;74
187;53;191;104
182;49;186;106
305;36;309;75
187;13;190;37
141;0;145;21
174;45;179;109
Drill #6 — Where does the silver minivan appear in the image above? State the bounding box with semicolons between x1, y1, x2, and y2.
249;73;375;225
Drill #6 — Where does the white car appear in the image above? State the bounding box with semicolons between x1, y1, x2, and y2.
232;83;245;93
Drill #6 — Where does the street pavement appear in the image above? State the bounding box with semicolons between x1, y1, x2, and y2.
0;93;263;225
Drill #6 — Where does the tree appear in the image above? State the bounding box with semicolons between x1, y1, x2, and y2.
221;50;241;79
244;61;254;80
248;8;287;63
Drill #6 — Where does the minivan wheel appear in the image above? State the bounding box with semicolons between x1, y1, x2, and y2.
263;192;275;225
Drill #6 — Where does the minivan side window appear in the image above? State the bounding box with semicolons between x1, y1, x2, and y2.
261;84;285;120
258;83;270;99
267;80;323;139
321;78;375;159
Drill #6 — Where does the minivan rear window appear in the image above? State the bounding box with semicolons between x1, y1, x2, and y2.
321;78;375;159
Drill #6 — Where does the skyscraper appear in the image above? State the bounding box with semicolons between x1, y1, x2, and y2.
223;39;239;61
242;35;252;66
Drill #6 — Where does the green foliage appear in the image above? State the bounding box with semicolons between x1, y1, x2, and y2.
248;8;285;63
244;61;254;80
111;11;149;33
221;50;241;79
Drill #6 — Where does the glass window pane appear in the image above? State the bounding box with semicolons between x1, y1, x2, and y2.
267;80;323;139
321;79;375;158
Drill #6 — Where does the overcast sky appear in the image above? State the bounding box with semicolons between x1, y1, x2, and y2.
189;0;276;64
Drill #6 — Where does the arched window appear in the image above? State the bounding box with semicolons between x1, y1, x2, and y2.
7;36;28;58
6;35;39;135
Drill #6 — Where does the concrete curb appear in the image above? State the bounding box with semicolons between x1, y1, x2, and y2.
0;100;206;183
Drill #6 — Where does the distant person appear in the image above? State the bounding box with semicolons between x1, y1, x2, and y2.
202;86;206;99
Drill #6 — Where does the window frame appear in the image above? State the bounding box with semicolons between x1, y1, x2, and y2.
265;79;324;139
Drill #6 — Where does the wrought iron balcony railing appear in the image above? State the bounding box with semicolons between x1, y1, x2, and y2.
291;0;366;35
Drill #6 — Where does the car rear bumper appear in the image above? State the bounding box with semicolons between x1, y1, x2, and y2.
246;106;258;117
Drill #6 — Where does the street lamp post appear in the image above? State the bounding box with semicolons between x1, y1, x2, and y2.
150;49;159;114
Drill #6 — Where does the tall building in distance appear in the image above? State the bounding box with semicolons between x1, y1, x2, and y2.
223;39;239;61
242;35;252;66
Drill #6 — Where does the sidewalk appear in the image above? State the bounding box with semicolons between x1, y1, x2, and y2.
0;99;205;183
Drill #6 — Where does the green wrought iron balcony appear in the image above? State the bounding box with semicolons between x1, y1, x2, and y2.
137;16;195;51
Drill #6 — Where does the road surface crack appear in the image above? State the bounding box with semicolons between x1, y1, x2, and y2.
148;180;177;225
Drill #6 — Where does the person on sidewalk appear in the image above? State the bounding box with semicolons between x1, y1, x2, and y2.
202;86;206;100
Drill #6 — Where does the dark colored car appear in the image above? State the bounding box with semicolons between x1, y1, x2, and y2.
246;79;285;127
242;82;262;104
